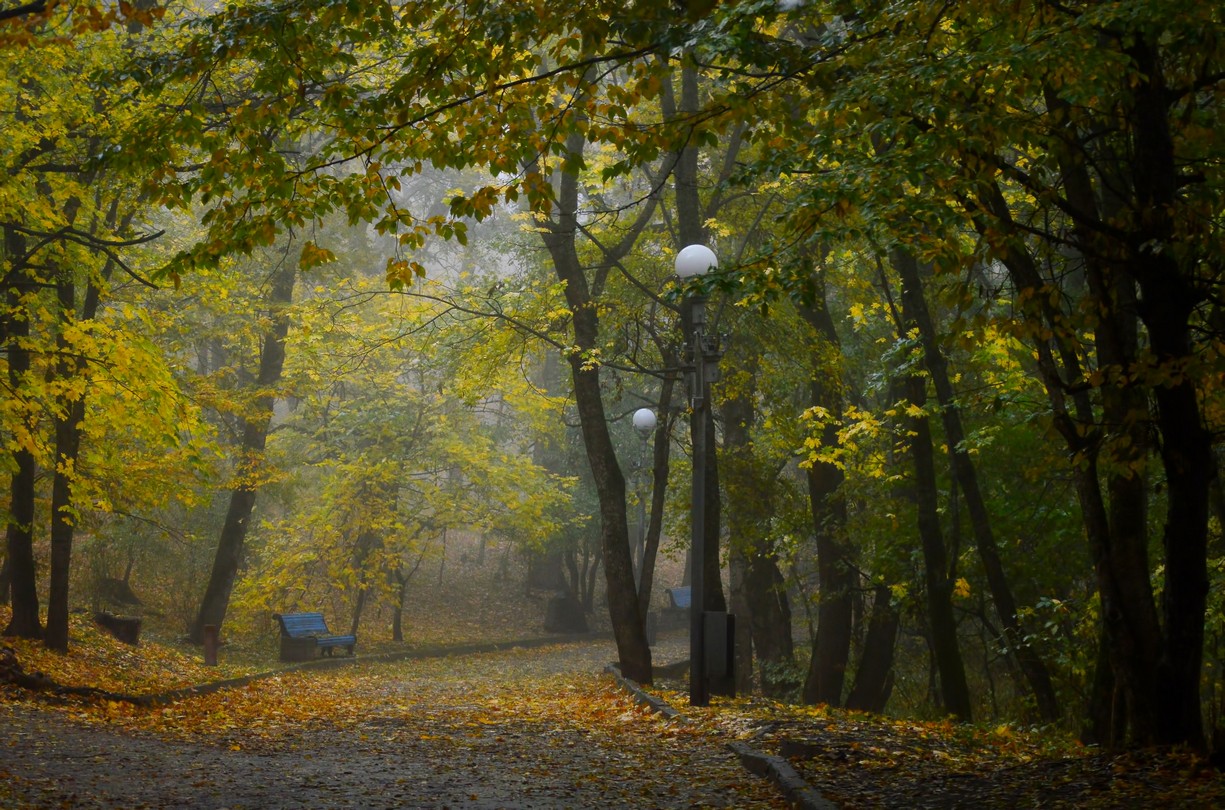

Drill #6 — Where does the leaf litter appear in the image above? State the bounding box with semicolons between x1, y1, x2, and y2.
3;609;1224;808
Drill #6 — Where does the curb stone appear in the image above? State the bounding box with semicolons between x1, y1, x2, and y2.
604;664;838;810
727;740;840;810
603;663;684;721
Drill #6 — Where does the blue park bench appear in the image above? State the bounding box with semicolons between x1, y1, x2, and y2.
666;586;691;611
646;586;691;646
273;612;356;662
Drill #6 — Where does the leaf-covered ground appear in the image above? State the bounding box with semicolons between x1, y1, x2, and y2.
0;615;783;808
647;676;1225;809
3;607;1224;808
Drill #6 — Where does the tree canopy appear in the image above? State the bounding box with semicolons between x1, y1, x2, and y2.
2;0;1222;751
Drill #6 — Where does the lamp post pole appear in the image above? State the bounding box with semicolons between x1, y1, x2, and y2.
675;244;718;707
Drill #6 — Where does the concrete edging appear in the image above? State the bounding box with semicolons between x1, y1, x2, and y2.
604;664;837;810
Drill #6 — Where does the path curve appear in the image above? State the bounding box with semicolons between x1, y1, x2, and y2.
1;636;788;809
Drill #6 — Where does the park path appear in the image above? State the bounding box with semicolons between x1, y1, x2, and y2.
0;636;789;809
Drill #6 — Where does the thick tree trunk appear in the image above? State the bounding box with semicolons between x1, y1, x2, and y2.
845;584;900;713
3;225;41;640
45;276;88;652
901;371;973;720
745;547;795;696
537;131;651;683
190;261;296;643
1082;629;1125;747
1038;81;1171;744
728;546;754;695
882;260;973;721
1139;266;1210;747
1128;40;1209;747
797;274;853;707
892;248;1059;722
44;259;109;652
971;179;1163;743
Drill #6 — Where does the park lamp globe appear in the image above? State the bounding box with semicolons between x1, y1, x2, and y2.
674;244;718;280
632;407;657;438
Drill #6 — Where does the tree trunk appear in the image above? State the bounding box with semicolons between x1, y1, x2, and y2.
537;131;650;683
845;584;900;713
349;527;381;638
393;572;408;643
45;275;88;652
885;263;973;721
1128;39;1210;747
1036;81;1169;744
3;225;41;640
189;260;296;643
0;555;10;604
1082;629;1125;747
970;176;1163;742
796;272;853;707
527;349;570;593
43;250;111;652
721;349;796;697
912;379;973;719
635;370;676;621
892;248;1059;722
391;551;424;643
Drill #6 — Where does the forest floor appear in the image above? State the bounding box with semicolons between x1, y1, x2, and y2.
1;554;1224;808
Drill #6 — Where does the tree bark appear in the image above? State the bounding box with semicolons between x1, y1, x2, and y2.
537;132;651;683
891;248;1059;722
1127;38;1210;746
527;349;570;594
721;349;796;697
969;175;1163;741
899;368;973;720
3;225;41;640
635;370;676;622
189;260;296;643
845;584;900;713
44;276;87;652
881;261;974;721
796;272;853;707
0;555;10;604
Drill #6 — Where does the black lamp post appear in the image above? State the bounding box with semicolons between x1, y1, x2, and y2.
674;244;720;707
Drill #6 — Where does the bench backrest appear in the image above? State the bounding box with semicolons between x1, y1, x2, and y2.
667;586;691;609
275;612;331;638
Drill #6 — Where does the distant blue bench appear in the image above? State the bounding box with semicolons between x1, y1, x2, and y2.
667;587;691;610
647;587;691;646
273;612;356;662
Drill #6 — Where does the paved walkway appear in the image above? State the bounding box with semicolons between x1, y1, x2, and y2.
0;637;788;809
